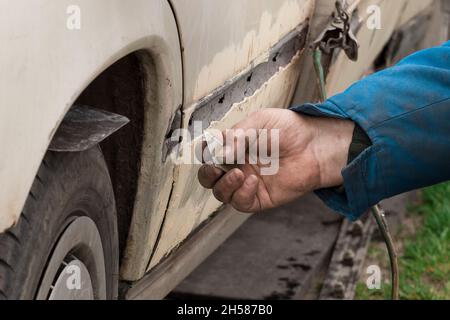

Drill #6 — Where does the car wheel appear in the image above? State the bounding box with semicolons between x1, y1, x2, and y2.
0;146;118;300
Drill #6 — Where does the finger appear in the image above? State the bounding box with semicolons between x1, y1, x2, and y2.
198;165;225;189
222;110;270;164
231;175;260;212
212;169;245;203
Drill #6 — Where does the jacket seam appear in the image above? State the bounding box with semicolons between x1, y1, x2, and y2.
368;97;450;131
326;99;352;118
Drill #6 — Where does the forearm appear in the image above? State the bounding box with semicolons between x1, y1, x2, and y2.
307;116;354;189
292;41;450;220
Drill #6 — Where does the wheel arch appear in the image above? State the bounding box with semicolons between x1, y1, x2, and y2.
0;1;183;285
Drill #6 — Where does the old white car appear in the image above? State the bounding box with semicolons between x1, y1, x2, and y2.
0;0;443;299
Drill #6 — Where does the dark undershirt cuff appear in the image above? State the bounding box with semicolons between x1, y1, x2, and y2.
348;124;371;164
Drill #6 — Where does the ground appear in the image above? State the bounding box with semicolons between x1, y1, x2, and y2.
355;183;450;300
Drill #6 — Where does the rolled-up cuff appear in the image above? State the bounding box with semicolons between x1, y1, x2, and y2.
314;145;381;221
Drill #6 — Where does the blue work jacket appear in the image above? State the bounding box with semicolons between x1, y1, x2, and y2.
291;41;450;220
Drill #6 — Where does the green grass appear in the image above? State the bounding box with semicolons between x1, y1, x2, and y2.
356;182;450;300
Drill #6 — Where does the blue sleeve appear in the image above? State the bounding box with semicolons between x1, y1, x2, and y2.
291;41;450;221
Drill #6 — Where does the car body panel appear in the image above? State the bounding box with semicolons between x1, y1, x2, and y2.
147;0;315;270
150;0;435;272
325;0;434;96
150;47;307;270
170;0;315;107
293;0;435;105
0;0;183;283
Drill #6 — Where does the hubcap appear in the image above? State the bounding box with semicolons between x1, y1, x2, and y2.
36;216;106;300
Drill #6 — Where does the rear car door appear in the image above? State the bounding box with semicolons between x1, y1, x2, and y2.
149;0;315;268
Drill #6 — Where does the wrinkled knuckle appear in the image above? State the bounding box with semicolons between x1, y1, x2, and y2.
225;172;237;186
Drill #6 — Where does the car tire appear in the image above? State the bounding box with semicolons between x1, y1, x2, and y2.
0;146;118;300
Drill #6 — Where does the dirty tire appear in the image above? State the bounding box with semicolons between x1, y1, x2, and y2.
0;147;118;299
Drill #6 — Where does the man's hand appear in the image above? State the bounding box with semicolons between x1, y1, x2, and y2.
198;109;355;213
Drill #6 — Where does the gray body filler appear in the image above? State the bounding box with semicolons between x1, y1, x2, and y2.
187;23;309;137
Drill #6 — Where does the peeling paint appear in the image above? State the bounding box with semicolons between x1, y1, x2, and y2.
148;46;305;270
187;25;308;138
170;0;315;106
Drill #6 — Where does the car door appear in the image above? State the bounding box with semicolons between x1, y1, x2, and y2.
148;0;316;269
